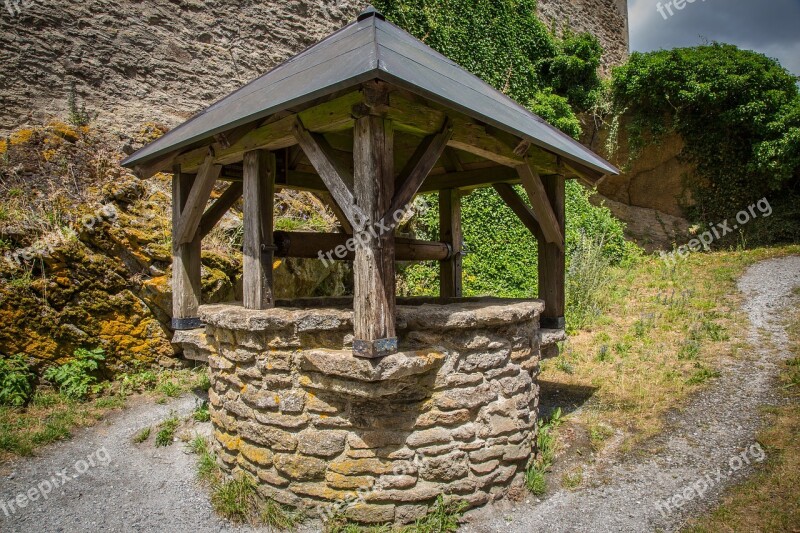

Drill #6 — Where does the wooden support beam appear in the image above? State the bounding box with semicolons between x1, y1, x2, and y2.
175;92;363;172
492;183;544;242
171;165;202;330
174;153;223;245
199;182;243;239
242;150;276;310
383;120;453;227
292;120;362;230
419;166;518;193
439;189;462;298
538;174;566;329
516;161;564;249
352;114;397;358
273;231;450;261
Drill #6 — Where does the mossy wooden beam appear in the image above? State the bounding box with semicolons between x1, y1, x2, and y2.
174;92;364;173
199;181;243;239
492;182;544;242
292;119;359;230
516;161;563;249
174;152;223;246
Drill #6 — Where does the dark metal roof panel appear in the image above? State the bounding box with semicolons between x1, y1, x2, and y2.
122;20;377;167
373;20;617;175
122;10;618;176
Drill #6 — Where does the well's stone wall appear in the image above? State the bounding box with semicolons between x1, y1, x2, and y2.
200;299;544;523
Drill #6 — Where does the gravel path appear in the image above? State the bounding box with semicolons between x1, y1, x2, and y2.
1;256;797;533
463;255;800;533
0;395;251;533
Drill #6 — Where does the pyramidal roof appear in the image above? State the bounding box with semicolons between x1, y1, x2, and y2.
122;7;617;176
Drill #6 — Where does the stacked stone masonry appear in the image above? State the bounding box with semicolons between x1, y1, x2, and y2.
200;299;545;524
0;0;628;135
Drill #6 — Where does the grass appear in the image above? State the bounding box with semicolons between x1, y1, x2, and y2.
189;435;305;528
683;299;800;531
541;245;800;450
325;495;467;533
0;366;209;462
154;412;180;447
193;401;210;422
133;426;151;443
525;408;563;495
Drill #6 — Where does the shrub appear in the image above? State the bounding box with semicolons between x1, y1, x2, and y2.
43;347;106;401
0;354;34;406
611;44;800;245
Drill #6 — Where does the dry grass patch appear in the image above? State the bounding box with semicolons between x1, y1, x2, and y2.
543;246;800;448
683;300;800;532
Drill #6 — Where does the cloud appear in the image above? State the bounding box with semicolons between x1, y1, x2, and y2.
628;0;800;75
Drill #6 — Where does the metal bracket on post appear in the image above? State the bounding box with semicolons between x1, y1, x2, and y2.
540;316;566;330
353;337;398;359
171;317;204;330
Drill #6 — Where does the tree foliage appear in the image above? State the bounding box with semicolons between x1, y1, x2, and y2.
611;44;800;243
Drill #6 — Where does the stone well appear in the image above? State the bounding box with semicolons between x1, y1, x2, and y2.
200;298;550;524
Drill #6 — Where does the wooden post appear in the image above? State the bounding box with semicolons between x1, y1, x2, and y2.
439;188;462;298
538;174;565;329
352;114;397;358
172;165;203;330
242;150;276;310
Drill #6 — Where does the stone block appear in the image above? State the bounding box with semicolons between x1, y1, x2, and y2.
460;349;509;372
326;472;375;490
297;428;347;458
377;474;417;490
413;409;471;429
239;440;274;466
405;428;451;448
329;458;396;476
419;451;468;482
435;383;497;411
274;453;327;481
238;421;297;452
345;503;396;524
395;504;429;524
253;410;309;429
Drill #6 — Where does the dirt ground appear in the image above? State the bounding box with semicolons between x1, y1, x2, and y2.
0;256;798;533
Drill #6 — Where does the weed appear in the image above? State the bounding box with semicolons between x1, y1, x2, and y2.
589;423;614;450
67;82;91;127
678;339;701;360
260;498;305;530
133;427;151;443
94;394;125;409
525;408;563;496
212;476;259;523
596;345;612;363
193;401;210;422
561;467;583;490
408;495;467;532
158;380;180;398
686;365;721;385
120;369;158;393
43;347;105;401
196;370;211;391
566;232;612;331
0;354;34;406
555;357;574;374
155;412;180;447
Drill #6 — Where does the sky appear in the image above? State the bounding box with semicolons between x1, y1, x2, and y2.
628;0;800;76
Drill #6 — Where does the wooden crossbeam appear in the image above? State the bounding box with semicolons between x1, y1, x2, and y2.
174;153;223;246
199;181;243;239
383;119;453;226
516;161;563;249
292;120;360;230
175;92;362;173
493;182;544;242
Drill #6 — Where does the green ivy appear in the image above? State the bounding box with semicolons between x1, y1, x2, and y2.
610;44;800;244
376;0;633;297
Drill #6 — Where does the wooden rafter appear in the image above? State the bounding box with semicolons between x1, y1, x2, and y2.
174;153;223;246
199;181;243;239
516;160;563;249
383;119;453;226
492;182;544;242
292;120;360;230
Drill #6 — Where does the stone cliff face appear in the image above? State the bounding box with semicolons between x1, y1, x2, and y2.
0;0;628;135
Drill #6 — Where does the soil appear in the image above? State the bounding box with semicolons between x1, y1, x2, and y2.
0;256;798;533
